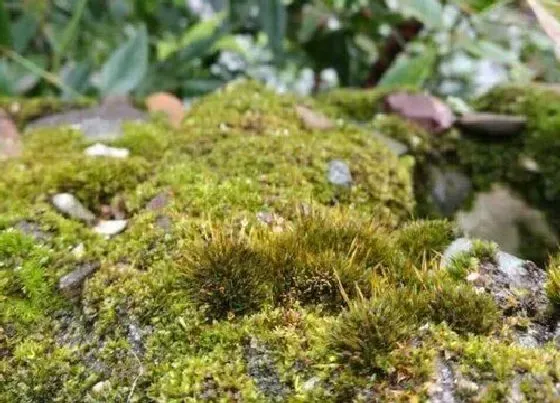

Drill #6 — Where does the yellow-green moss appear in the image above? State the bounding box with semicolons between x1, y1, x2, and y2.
1;80;558;402
0;96;94;127
458;85;560;230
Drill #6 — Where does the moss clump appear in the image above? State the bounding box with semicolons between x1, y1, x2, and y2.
181;228;274;320
546;254;560;306
458;85;560;229
0;96;93;127
316;87;391;121
0;230;66;325
393;219;455;266
1;80;558;401
332;274;498;373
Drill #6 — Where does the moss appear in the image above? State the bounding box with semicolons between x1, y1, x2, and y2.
1;80;559;401
316;87;391;121
458;85;560;231
393;219;455;266
0;96;94;127
546;255;560;306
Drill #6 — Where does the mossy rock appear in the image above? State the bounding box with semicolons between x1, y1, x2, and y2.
456;85;560;230
1;80;559;401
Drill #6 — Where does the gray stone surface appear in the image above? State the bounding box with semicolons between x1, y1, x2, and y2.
59;262;100;298
430;166;472;217
442;238;548;318
26;96;146;140
328;160;352;186
14;221;51;242
52;193;96;224
456;184;557;259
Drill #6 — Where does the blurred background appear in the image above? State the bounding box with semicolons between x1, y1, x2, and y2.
0;0;559;103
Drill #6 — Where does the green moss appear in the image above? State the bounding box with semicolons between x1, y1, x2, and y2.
0;96;93;127
316;87;390;121
546;254;560;306
1;81;558;401
458;85;560;230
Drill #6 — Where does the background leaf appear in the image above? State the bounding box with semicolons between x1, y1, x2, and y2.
528;0;560;60
53;0;88;71
0;0;11;48
97;25;149;96
378;49;437;89
394;0;444;29
258;0;287;62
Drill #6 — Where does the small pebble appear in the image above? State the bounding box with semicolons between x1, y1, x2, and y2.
328;160;352;186
52;193;96;224
94;220;127;236
84;143;129;158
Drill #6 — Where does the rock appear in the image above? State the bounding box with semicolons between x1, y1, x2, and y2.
328;160;352;186
91;380;111;394
26;97;146;139
302;376;321;392
93;220;127;237
371;131;409;156
59;262;100;298
385;92;455;134
456;185;557;261
71;243;85;259
428;357;456;403
457;113;527;136
256;211;275;225
155;215;173;232
0;109;22;159
256;211;286;232
430;166;472;217
51;193;96;224
14;221;51;242
442;238;548;317
245;336;289;399
519;155;539;173
146;192;171;212
84;143;129;158
145;92;185;128
295;105;334;131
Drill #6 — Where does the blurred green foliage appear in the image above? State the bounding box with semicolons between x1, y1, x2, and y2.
0;0;558;100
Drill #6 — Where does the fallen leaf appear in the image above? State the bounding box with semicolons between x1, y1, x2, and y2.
384;92;455;134
145;92;185;128
295;105;334;131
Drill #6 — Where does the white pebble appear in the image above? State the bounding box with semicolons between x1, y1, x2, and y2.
52;193;96;223
94;220;128;236
84;143;129;158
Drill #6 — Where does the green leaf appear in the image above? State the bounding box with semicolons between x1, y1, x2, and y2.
0;0;11;48
97;25;149;96
157;12;227;62
12;14;38;53
378;49;437;89
258;0;287;62
393;0;443;29
60;61;91;99
462;40;516;63
450;0;498;13
53;0;88;70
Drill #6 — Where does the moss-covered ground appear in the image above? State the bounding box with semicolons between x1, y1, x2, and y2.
2;80;560;401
